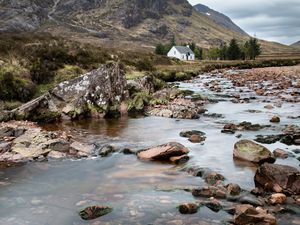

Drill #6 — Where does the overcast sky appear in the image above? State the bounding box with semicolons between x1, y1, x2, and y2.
188;0;300;45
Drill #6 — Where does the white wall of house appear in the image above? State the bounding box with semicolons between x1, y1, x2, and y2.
167;47;195;61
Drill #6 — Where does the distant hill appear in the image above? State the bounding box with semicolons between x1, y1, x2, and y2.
291;41;300;48
193;3;247;35
0;0;297;55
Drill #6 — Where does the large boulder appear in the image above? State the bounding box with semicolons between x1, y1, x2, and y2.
233;140;275;164
137;142;189;162
9;62;127;122
254;163;300;195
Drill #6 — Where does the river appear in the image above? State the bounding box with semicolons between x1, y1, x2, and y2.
0;71;299;224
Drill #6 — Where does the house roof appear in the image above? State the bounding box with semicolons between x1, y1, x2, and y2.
174;46;194;54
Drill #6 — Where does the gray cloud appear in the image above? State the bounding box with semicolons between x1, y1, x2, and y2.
188;0;300;45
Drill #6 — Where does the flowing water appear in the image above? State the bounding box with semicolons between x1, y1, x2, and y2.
0;72;300;225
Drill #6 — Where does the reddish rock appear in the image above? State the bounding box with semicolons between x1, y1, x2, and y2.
233;204;277;225
273;149;289;159
270;116;280;123
204;172;225;186
269;193;287;205
192;186;227;199
137;142;189;161
264;105;274;110
254;163;300;195
224;123;238;130
188;134;206;143
226;183;242;196
178;203;199;214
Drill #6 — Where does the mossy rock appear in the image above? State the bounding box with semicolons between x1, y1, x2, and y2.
233;140;275;164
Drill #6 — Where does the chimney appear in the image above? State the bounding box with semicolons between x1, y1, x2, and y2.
186;45;190;48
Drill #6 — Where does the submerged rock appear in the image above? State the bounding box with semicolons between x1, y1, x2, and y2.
203;198;222;212
98;145;117;157
255;135;281;144
137;142;189;162
170;155;190;164
79;205;113;220
9;62;127;122
188;134;206;143
233;140;275;164
179;130;206;138
254;163;300;195
192;186;227;199
204;172;225;186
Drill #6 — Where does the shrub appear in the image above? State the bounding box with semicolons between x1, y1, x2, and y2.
0;71;36;102
135;58;155;71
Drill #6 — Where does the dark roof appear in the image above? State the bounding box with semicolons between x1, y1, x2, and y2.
174;46;194;54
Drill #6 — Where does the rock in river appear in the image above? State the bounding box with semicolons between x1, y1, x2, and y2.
137;142;189;162
273;148;289;159
79;205;113;220
178;203;199;214
233;204;277;225
254;163;300;195
269;193;287;205
233;140;275;164
180;130;206;138
9;62;127;122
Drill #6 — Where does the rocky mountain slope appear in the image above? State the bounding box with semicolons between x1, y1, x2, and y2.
193;3;247;35
0;0;297;54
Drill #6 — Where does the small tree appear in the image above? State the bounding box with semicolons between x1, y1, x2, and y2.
227;39;242;60
249;37;261;60
219;44;228;60
155;43;166;55
194;47;203;60
208;47;221;60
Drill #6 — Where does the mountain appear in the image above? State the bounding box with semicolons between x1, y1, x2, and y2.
291;41;300;48
0;0;247;47
193;3;247;35
0;0;297;55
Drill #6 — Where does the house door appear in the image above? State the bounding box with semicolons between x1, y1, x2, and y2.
186;52;190;60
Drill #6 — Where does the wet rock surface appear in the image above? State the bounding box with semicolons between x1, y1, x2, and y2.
254;163;300;195
233;140;275;164
79;205;113;220
233;204;277;225
137;142;189;162
0;121;96;165
147;98;205;119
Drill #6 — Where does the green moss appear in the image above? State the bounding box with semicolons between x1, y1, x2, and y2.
127;91;151;112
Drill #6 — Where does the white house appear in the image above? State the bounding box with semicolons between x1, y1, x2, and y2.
167;45;195;61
